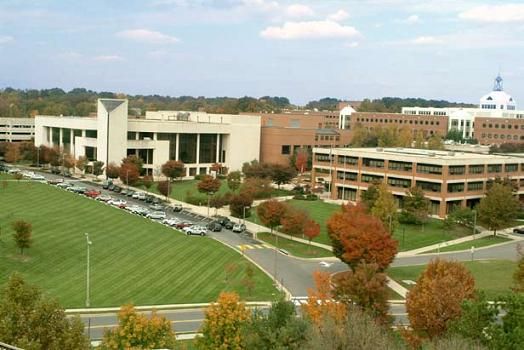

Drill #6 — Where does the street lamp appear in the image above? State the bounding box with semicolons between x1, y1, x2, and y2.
242;206;249;224
472;209;477;240
85;233;92;308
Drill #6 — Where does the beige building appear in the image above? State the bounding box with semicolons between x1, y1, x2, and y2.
312;147;524;218
0;118;35;142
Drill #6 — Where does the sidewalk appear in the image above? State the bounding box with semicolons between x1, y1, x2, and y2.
386;276;408;299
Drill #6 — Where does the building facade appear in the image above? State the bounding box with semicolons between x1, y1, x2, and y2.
34;99;261;177
312;147;524;218
0;118;35;142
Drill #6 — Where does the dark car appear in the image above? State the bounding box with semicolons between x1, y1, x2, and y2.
145;195;155;203
127;190;135;197
224;221;234;230
113;186;122;193
215;216;231;226
51;167;61;174
108;183;115;191
121;189;129;196
102;180;112;189
207;222;222;232
513;227;524;235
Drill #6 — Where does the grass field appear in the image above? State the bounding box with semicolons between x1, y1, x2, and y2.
0;181;277;308
257;232;333;258
249;200;471;250
426;236;511;253
387;260;517;300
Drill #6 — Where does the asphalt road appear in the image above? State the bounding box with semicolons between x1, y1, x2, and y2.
13;169;524;340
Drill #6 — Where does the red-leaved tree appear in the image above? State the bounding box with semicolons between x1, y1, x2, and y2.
256;200;288;233
281;208;309;238
119;163;140;186
303;219;320;252
327;203;398;272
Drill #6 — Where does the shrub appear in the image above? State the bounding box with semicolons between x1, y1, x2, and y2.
305;194;318;201
293;194;306;200
184;191;207;206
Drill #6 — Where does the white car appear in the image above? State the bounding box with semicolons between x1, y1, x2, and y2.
146;211;166;220
96;194;112;202
162;218;180;226
30;174;46;181
22;171;35;178
135;192;146;200
232;223;246;233
183;225;207;236
7;168;21;174
108;199;127;208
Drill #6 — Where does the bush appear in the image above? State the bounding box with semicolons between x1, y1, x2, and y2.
217;174;227;180
185;191;207;206
293;186;305;194
194;174;204;180
305;194;318;201
293;194;306;200
399;211;419;225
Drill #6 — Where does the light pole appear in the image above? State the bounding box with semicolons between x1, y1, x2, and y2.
242;206;249;224
472;209;477;240
85;233;92;308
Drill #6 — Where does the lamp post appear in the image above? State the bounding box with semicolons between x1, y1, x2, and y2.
207;191;214;218
472;209;477;240
242;206;248;224
85;233;92;308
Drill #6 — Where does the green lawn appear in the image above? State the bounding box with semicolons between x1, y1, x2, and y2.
387;260;516;300
0;182;277;308
426;236;511;253
257;232;333;258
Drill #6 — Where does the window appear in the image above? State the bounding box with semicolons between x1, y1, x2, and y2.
449;165;465;175
505;163;518;172
199;134;218;163
387;177;411;188
127;132;137;140
416;163;442;175
388;160;412;172
336;171;358;181
467;182;483;191
281;145;291;155
469;164;485;174
315;154;333;162
415;181;441;192
361;174;383;183
488;164;502;173
179;134;197;163
85;130;97;138
338;155;358;165
362;158;384;168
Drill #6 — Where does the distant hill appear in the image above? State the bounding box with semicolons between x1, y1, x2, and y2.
357;97;476;113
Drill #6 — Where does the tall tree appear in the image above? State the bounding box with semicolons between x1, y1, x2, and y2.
427;134;444;150
401;186;430;224
197;175;221;195
157;180;171;198
240;177;273;199
280;208;308;237
294;149;309;173
11;220;32;255
327;204;398;271
229;192;253;218
227;171;242;191
105;162;120;179
92;161;104;177
370;182;398;232
303;219;320;252
256;200;288;233
0;273;89;350
406;259;475;340
4;143;20;163
478;183;519;236
161;160;186;180
242;160;273;179
121;155;144;174
76;155;87;173
360;181;380;212
100;304;176;350
513;247;524;293
271;164;297;189
302;271;346;327
119;162;140;186
196;292;249;350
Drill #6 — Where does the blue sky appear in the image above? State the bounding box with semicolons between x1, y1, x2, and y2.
1;0;524;105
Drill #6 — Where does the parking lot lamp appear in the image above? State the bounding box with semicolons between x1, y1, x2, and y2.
85;233;92;308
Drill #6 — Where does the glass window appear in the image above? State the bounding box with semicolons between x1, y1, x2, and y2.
387;177;411;188
449;165;465;175
199;134;218;163
337;155;358;165
362;158;384;168
447;183;465;193
361;174;383;183
416;163;442;175
139;132;153;140
157;133;177;160
85;130;97;138
467;182;484;191
336;171;358;181
469;165;485;174
488;164;502;173
127;132;137;140
415;181;441;192
315;154;333;162
388;161;413;172
179;134;197;163
281;145;291;155
505;163;518;172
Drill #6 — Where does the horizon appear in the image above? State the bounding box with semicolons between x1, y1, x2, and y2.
1;1;523;105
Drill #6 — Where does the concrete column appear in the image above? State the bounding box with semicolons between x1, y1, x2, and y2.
59;128;64;150
82;130;86;137
196;133;200;164
70;129;75;156
175;133;180;161
216;134;220;163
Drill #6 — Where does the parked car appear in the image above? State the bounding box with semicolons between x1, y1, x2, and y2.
172;204;183;212
30;173;46;181
22;171;35;178
47;178;64;185
96;194;112;202
513;227;524;235
175;221;193;229
69;186;87;194
146;211;166;220
50;167;61;175
162;218;180;227
113;186;122;193
109;199;127;208
7;168;21;174
149;204;164;211
207;222;222;232
84;189;101;198
215;216;230;226
126;190;136;197
224;221;234;230
102;180;112;189
232;223;246;233
127;205;148;215
107;184;115;191
121;189;129;196
183;225;207;236
145;195;155;203
136;192;147;201
56;182;73;189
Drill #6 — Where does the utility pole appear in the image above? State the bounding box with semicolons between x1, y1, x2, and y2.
472;209;477;240
85;233;92;308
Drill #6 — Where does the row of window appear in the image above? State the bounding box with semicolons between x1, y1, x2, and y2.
314;135;340;141
355;118;440;126
481;123;524;129
481;134;524;141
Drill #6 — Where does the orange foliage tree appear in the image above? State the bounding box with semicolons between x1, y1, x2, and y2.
295;149;308;173
327;204;398;271
119;162;140;186
256;199;288;233
281;208;309;237
196;292;250;350
303;219;320;252
405;259;475;340
302;271;346;327
197;175;221;195
100;304;176;350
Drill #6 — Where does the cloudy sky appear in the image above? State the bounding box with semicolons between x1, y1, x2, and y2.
1;0;524;105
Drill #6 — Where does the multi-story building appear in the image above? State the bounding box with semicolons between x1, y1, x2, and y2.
34;99;261;177
256;111;352;165
0;118;35;142
312;147;524;218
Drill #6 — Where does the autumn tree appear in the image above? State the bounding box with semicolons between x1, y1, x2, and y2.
100;304;176;350
242;160;273;179
210;194;230;215
0;273;89;350
281;208;308;237
303;219;320;252
158;180;171;199
242;265;256;297
360;181;380;212
106;162;120;179
333;262;390;324
294;149;309;173
119;162;140;186
427;134;444;150
198;175;221;195
478;182;519;236
271;163;297;189
327;204;398;272
242;299;309;350
161;160;186;180
76;155;87;173
227;171;242;191
62;153;75;172
401;186;430;224
196;292;250;350
12;220;32;255
229;192;253;218
513;246;524;292
370;182;398;232
398;126;413;147
93;161;104;177
122;155;144;174
256;200;288;233
406;259;475;340
142;175;154;189
240;177;272;199
302;271;346;327
4;143;20;163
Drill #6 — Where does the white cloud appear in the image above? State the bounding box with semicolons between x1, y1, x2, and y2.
94;55;124;62
459;4;524;23
405;15;420;24
260;20;359;40
345;41;359;48
411;36;444;45
240;0;279;13
116;29;179;44
0;35;14;44
286;4;314;18
328;9;349;22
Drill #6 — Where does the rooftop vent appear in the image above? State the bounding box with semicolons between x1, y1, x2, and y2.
376;147;384;152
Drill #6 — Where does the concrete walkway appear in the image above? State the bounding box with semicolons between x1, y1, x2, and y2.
386;276;408;299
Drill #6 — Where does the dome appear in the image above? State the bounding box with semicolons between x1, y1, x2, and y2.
479;75;517;110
